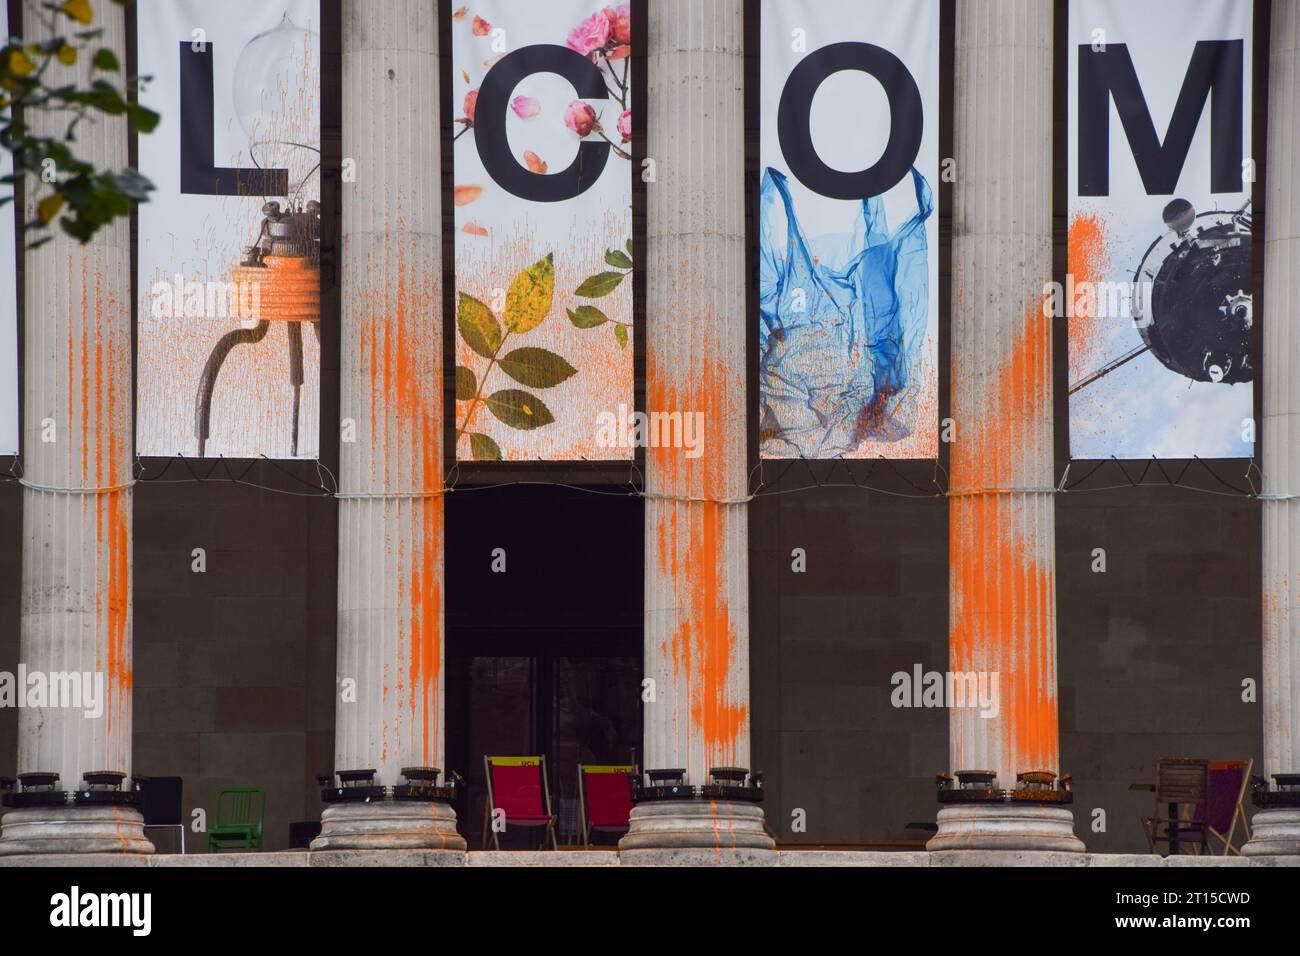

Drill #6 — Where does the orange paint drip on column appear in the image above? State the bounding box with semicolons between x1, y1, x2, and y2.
950;301;1058;776
649;355;747;766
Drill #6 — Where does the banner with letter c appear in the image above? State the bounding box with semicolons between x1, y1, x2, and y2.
452;1;634;462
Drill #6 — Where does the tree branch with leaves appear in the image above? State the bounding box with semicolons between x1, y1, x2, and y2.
1;0;158;248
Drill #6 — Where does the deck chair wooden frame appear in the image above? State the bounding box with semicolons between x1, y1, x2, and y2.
1142;758;1208;855
577;764;635;848
482;755;559;851
1205;758;1253;856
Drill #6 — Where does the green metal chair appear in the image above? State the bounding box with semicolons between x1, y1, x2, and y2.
207;787;266;851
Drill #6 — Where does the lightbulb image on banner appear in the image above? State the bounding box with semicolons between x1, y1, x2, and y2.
452;1;634;462
758;0;939;460
1067;0;1253;460
137;1;321;459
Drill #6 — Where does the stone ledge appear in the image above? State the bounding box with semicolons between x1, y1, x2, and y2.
0;849;1295;866
466;850;619;867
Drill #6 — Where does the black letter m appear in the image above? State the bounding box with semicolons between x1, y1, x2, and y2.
1078;40;1243;196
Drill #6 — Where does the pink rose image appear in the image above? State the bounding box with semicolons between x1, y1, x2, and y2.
564;100;598;137
463;89;478;124
566;10;611;56
603;4;631;45
472;15;491;36
511;96;541;119
617;110;631;142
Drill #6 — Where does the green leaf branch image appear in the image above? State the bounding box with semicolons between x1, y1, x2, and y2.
567;237;633;350
455;253;571;460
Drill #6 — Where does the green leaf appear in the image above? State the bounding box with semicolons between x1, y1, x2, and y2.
626;237;633;259
504;253;554;333
458;293;501;359
575;271;625;298
498;347;577;388
469;432;502;461
92;48;119;71
567;305;609;328
615;324;628;349
604;248;633;269
485;389;555;431
454;364;477;401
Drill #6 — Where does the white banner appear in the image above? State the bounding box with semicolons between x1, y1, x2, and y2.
759;0;939;459
137;1;321;458
0;3;18;456
1067;0;1253;459
452;1;633;461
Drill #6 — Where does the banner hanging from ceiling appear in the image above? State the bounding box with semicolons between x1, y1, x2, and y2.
0;3;18;457
137;0;321;459
452;1;633;461
758;0;938;460
1067;0;1253;459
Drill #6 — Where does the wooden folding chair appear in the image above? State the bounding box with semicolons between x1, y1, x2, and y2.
577;764;634;847
482;755;559;850
1204;759;1253;855
1141;758;1208;855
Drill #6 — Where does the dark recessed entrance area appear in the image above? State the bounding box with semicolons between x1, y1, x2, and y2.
445;484;643;848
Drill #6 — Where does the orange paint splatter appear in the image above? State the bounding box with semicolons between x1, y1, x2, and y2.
648;352;747;765
949;294;1058;777
1067;212;1111;386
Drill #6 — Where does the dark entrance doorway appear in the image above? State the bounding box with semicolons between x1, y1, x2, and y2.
445;484;642;848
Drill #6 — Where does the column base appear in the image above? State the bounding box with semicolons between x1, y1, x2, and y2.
618;800;776;865
927;804;1085;854
1243;809;1300;857
310;801;467;852
0;806;154;856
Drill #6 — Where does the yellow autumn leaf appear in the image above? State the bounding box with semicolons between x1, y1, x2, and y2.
62;0;94;26
504;254;554;334
56;43;77;66
37;193;65;224
6;47;35;76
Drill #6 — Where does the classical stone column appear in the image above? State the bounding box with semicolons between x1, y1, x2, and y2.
927;0;1083;855
619;0;773;864
1246;0;1300;859
311;0;464;855
0;1;150;855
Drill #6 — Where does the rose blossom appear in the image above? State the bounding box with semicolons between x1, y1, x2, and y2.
566;11;611;56
617;110;631;143
463;89;478;124
564;100;598;137
511;96;540;119
603;4;631;45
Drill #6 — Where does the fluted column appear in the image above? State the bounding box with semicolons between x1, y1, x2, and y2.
1246;0;1300;858
0;1;150;854
312;0;464;853
928;0;1082;854
620;0;772;863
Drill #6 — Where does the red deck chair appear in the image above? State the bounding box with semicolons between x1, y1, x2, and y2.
578;764;634;847
482;756;558;850
1203;759;1252;855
